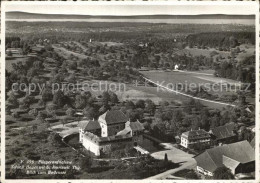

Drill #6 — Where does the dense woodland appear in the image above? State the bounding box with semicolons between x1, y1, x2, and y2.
186;32;255;48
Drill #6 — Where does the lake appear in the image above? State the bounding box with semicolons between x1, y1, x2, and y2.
6;18;255;25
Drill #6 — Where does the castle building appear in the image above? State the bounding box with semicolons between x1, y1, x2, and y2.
98;110;127;137
79;110;145;156
117;120;145;146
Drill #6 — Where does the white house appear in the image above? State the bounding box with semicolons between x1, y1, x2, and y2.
181;129;211;149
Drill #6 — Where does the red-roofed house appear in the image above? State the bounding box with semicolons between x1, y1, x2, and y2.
194;140;255;176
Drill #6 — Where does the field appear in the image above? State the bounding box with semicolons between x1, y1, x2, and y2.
139;70;247;109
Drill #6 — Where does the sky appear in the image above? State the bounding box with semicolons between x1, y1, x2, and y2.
4;3;257;16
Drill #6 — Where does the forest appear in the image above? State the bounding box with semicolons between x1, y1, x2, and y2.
186;32;255;49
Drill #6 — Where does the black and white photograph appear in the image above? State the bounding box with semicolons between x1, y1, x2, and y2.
1;1;259;181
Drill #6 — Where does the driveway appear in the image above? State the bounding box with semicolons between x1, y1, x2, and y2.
146;145;196;179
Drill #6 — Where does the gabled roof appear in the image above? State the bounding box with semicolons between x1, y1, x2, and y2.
223;155;240;171
99;110;128;125
210;123;236;140
117;128;131;136
182;129;210;140
195;151;218;173
195;140;255;173
129;121;145;131
79;120;101;132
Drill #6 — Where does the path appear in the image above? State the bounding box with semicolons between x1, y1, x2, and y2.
146;146;196;179
49;121;80;138
144;143;196;180
146;160;196;179
143;76;236;107
166;175;186;180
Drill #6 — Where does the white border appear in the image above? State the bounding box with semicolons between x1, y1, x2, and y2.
1;1;259;183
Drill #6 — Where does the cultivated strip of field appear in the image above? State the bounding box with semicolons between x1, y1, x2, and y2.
195;76;241;86
143;76;235;107
177;70;213;76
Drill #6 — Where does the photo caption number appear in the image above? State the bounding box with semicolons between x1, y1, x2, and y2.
27;160;35;164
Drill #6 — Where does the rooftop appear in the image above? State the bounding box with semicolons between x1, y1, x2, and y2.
99;110;128;125
128;120;145;131
210;123;237;140
182;129;210;140
194;140;255;173
79;119;101;132
83;131;132;144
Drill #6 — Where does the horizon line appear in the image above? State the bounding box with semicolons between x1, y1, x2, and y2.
6;11;256;18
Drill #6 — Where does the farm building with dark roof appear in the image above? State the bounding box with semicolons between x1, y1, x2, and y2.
194;140;255;176
209;123;238;144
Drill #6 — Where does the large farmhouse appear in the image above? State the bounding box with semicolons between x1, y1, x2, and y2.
180;129;211;149
194;140;255;176
209;123;238;145
79;110;145;156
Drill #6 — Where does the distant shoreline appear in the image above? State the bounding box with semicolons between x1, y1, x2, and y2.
5;18;255;25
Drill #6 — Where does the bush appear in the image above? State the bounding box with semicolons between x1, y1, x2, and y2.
174;169;199;179
80;155;93;172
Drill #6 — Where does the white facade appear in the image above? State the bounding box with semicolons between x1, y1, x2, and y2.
79;115;145;156
181;136;188;148
98;117;108;137
180;134;210;149
79;128;84;142
82;135;101;156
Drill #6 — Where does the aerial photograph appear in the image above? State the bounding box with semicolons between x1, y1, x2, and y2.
3;3;257;180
